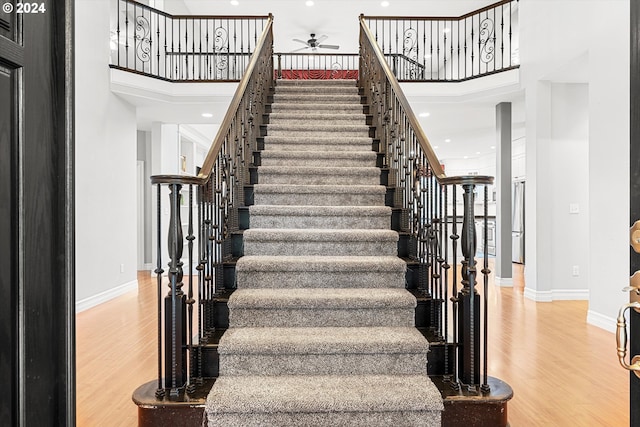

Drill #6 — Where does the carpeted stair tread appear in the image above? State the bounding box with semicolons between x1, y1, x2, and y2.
271;103;364;113
243;231;398;256
218;326;428;355
228;288;415;309
260;150;376;167
236;255;406;289
257;166;381;185
272;93;361;104
205;374;444;414
253;184;386;206
263;135;372;151
275;87;360;95
276;79;357;87
253;183;384;195
249;205;390;216
228;289;415;327
269;112;364;123
237;255;405;272
250;205;390;229
266;123;370;134
261;150;376;160
244;228;398;242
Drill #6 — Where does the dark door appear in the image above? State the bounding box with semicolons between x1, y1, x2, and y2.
0;1;74;425
632;0;640;424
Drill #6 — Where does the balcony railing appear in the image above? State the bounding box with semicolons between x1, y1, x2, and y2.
111;0;269;81
363;0;519;82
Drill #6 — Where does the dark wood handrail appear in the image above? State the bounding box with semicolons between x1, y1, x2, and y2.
359;15;494;186
359;14;446;180
364;0;515;21
153;14;273;186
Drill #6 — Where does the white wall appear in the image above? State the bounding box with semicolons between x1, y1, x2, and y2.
76;0;138;311
520;0;629;329
586;0;630;330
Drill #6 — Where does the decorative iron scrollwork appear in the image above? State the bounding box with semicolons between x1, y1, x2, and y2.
214;27;229;76
403;28;420;79
479;17;495;64
135;16;151;63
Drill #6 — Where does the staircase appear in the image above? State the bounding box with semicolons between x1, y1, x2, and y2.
204;79;444;426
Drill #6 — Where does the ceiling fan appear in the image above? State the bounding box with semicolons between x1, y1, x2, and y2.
291;33;340;52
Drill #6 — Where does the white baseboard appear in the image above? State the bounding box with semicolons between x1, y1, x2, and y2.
524;287;552;302
587;310;617;333
495;276;513;287
75;279;138;313
523;287;589;302
551;289;590;300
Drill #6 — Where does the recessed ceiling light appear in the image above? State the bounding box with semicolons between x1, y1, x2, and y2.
202;113;213;118
476;151;481;155
419;112;430;117
305;0;314;6
230;0;239;5
434;145;439;149
445;138;451;143
464;156;469;159
443;28;451;33
381;1;390;6
490;145;496;149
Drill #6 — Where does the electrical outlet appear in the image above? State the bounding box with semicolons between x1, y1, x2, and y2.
569;203;580;214
120;263;125;273
572;265;579;276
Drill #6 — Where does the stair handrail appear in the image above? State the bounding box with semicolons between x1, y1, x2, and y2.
359;14;446;181
359;14;494;392
150;14;273;398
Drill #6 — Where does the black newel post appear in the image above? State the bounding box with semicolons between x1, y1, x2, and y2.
165;183;187;394
458;183;480;386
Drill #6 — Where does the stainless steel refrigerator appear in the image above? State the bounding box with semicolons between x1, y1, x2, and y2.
512;181;525;264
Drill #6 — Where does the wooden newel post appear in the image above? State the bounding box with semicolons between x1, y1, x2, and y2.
165;183;187;394
458;183;480;386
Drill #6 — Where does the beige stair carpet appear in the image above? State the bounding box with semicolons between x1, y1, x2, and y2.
205;79;443;426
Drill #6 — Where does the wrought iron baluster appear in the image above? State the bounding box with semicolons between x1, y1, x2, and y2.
443;184;451;379
154;184;165;398
125;0;129;69
481;185;490;392
186;185;195;393
117;0;121;67
451;184;459;389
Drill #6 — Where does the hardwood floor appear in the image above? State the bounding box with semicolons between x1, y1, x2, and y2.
76;267;629;426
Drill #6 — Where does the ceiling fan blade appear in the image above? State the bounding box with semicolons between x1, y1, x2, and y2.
293;39;309;45
316;34;328;43
318;44;340;50
291;46;310;53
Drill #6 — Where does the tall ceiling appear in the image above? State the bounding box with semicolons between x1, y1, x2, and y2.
138;0;525;163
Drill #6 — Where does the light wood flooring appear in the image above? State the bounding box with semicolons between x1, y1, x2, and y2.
76;265;629;426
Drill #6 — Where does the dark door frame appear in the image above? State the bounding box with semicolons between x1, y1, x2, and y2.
631;0;640;424
0;0;75;424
